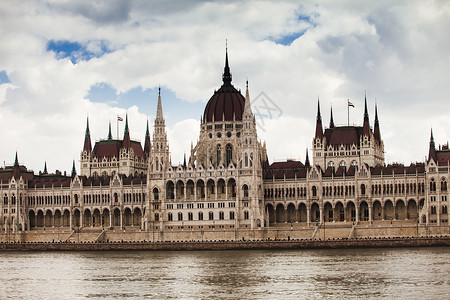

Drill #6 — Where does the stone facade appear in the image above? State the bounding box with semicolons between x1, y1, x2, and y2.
0;50;449;241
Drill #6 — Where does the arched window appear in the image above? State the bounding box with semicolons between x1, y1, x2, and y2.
226;144;233;166
441;178;447;191
312;186;317;197
198;212;203;220
243;184;249;198
361;184;366;195
155;157;159;171
244;211;249;219
166;181;174;199
430;179;436;191
245;153;248;167
153;188;159;201
168;213;173;221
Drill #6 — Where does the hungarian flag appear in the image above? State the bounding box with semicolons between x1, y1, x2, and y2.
118;116;123;121
348;100;354;107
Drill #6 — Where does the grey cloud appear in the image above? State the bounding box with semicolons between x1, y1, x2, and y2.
52;0;132;24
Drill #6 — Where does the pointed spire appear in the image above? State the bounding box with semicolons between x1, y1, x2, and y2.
71;160;76;177
183;153;187;169
13;152;20;179
124;113;129;135
108;121;113;140
156;87;163;120
144;119;151;155
373;103;381;142
243;80;253;116
315;98;324;139
123;113;131;149
14;151;19;168
429;128;437;162
43;161;47;174
83;117;92;152
305;148;310;168
222;41;232;85
329;105;335;128
363;94;370;136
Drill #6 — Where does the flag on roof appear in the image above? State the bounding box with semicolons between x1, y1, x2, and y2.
118;116;123;121
348;100;354;107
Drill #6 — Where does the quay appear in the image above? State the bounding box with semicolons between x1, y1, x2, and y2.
1;236;449;251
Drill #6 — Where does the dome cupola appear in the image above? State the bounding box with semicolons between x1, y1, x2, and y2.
203;48;245;123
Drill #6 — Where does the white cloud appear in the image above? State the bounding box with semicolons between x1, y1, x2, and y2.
0;0;449;174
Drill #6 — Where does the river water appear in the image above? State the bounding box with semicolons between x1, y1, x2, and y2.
0;247;449;299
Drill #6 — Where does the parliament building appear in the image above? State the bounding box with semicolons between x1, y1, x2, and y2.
1;50;449;242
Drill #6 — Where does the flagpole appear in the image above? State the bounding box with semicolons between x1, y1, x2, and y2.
347;99;349;126
117;115;119;140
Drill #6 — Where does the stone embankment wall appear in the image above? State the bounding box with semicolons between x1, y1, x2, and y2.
1;224;449;244
0;237;449;251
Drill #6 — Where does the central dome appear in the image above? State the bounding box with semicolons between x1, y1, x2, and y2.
203;50;245;123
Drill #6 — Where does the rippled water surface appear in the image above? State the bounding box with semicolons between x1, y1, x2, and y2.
0;247;449;299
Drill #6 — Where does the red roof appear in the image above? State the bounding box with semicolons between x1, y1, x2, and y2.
203;84;245;122
264;160;307;179
437;151;450;166
92;140;144;159
324;126;364;147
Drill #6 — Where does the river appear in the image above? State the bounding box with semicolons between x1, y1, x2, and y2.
0;247;449;299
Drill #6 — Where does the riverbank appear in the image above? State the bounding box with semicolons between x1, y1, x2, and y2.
1;236;449;251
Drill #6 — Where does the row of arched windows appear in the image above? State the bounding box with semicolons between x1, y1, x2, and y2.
27;195;70;206
264;187;308;198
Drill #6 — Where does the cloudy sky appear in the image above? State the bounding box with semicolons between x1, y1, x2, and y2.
0;0;449;174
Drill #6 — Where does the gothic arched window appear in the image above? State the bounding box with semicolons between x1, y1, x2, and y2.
226;144;233;166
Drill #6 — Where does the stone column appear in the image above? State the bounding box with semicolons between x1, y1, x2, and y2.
109;211;112;228
355;204;359;223
369;203;373;224
319;206;323;224
306;206;311;226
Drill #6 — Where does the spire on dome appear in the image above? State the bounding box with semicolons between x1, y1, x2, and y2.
108;121;113;140
71;160;76;177
123;113;131;149
315;98;324;139
329;105;335;128
374;103;381;142
222;41;232;85
362;94;370;136
429;128;437;162
43;161;48;174
144;119;151;155
83;117;92;152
